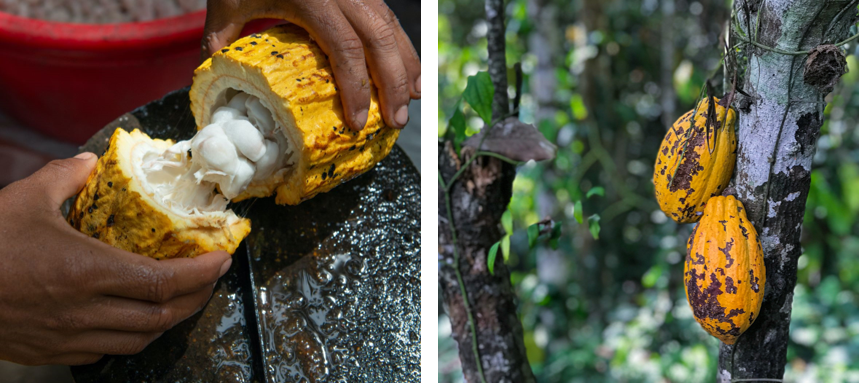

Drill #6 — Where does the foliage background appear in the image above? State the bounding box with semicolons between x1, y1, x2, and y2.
438;0;859;382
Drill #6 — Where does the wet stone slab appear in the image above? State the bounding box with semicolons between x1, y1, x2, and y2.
70;88;421;383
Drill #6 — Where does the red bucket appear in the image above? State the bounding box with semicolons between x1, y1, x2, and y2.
0;11;279;144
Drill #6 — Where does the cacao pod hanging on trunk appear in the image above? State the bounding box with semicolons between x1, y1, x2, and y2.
684;195;765;344
654;97;737;223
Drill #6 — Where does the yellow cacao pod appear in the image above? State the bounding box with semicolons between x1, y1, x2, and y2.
684;195;765;344
654;97;737;223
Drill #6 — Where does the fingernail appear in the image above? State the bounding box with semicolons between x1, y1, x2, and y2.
219;258;232;277
395;105;409;127
354;109;369;130
416;75;421;93
74;152;95;160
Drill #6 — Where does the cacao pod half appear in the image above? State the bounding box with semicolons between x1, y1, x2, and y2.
654;97;737;223
684;195;765;344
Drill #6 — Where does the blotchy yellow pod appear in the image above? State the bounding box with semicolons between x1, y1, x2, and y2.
654;97;737;223
684;195;765;344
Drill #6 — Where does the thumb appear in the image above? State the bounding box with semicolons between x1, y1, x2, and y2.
200;9;246;62
31;152;98;208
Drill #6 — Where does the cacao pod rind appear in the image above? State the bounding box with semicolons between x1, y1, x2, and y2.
654;97;737;223
684;195;765;344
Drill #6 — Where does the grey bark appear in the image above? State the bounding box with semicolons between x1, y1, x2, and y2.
438;0;536;381
720;0;855;380
485;0;510;119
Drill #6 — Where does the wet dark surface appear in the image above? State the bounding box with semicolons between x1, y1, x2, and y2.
70;88;421;383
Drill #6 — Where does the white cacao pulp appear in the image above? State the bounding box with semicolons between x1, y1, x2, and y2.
139;92;292;215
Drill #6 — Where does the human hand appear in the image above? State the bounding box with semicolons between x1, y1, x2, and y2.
201;0;421;131
0;153;232;366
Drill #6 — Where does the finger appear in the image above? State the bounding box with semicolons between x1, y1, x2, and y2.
49;353;104;366
27;153;98;209
367;0;421;99
200;0;248;61
290;4;372;131
338;0;411;129
91;248;231;303
94;287;215;333
55;285;215;333
68;330;162;356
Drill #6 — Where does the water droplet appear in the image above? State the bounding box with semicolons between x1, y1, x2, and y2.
345;257;365;276
316;269;333;285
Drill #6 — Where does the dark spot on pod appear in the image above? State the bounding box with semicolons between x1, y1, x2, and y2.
92;233;99;239
271;51;278;55
276;54;284;59
107;182;113;187
349;145;355;151
107;215;115;227
325;79;329;83
69;219;74;226
80;212;84;218
328;164;335;178
250;41;257;46
725;276;737;294
221;48;229;53
88;206;93;214
265;39;269;42
151;228;156;233
188;149;192;158
122;188;126;191
322;172;328;180
93;194;99;201
235;47;243;51
252;33;261;38
335;87;339;91
333;126;337;131
92;204;98;210
297;79;301;82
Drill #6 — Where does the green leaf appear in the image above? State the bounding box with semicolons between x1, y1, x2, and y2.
449;100;466;153
502;210;513;235
463;72;495;125
586;186;604;198
588;214;601;240
642;264;664;288
527;224;539;248
501;235;511;262
551;221;562;240
574;200;583;224
570;93;588;120
549;222;562;249
488;241;500;275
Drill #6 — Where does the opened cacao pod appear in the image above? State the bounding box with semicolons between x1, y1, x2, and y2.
684;195;765;344
68;25;397;259
654;97;737;223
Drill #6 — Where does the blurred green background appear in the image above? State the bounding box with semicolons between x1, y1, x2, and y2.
438;0;859;382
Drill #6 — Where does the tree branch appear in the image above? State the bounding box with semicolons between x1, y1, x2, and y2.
721;0;853;380
485;0;509;120
437;1;537;381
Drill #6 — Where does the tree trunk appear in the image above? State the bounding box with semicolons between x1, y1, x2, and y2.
438;0;536;382
719;1;854;380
